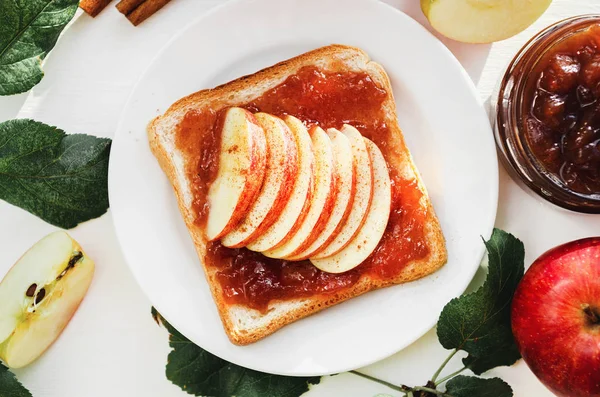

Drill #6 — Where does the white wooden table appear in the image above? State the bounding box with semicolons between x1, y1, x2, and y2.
0;1;598;396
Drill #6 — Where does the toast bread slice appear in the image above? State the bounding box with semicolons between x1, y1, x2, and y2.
148;45;447;345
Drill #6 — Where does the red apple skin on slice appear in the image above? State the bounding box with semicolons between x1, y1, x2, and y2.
312;124;374;259
222;113;298;248
246;115;315;252
205;107;267;241
287;128;355;260
512;238;600;397
311;138;391;273
263;126;337;259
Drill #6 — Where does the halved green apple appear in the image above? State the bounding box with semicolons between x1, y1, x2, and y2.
421;0;552;44
0;231;94;368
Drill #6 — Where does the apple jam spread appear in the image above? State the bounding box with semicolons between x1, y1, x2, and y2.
524;24;600;195
177;67;430;311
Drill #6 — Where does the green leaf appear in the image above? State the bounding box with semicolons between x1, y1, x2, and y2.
0;0;79;95
152;308;321;397
0;363;32;397
436;229;525;374
461;333;521;375
445;376;512;397
0;119;111;228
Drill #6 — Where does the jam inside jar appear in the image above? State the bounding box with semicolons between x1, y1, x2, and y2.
524;23;600;195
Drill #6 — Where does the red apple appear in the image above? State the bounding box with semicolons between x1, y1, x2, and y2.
512;237;600;397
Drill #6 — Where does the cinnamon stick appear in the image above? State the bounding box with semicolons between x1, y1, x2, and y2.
115;0;145;15
116;0;173;26
80;0;113;17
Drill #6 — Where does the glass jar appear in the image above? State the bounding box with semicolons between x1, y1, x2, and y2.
494;15;600;214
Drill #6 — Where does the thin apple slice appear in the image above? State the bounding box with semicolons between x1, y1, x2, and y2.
206;107;267;241
246;116;315;252
311;138;391;273
312;124;373;259
421;0;552;44
263;126;337;259
222;113;298;248
287;128;355;260
0;232;94;368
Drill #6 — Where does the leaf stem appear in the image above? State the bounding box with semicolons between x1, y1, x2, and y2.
349;370;405;393
431;349;458;383
434;366;467;386
349;370;458;397
412;386;449;396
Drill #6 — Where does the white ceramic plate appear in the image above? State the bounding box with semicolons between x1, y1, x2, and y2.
109;0;498;376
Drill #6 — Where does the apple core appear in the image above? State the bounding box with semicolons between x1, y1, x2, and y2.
582;304;600;330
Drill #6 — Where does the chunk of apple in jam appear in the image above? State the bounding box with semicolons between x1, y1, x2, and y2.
0;232;94;368
540;55;581;95
581;54;600;92
536;94;566;128
421;0;552;44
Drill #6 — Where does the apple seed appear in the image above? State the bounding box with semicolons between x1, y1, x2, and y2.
57;251;83;280
25;283;37;297
35;288;46;305
68;251;83;268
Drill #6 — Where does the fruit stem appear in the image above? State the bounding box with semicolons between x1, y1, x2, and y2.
583;304;600;325
431;349;458;383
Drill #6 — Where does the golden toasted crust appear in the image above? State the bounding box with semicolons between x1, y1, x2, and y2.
148;44;447;345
